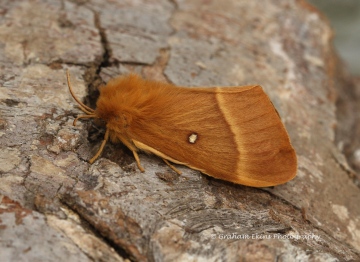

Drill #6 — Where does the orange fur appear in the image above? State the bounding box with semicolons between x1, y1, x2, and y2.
67;71;297;187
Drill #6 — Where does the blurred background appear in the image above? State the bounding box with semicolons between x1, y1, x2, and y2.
309;0;360;76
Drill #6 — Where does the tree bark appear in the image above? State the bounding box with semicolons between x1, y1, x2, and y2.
0;0;359;261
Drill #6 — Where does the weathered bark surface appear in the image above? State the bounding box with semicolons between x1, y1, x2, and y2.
1;0;359;261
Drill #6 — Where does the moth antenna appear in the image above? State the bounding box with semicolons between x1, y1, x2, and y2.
78;105;95;115
163;159;182;175
73;114;97;126
89;128;110;164
66;69;95;114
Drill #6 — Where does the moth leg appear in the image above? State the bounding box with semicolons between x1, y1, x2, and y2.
117;137;145;172
132;150;145;172
89;128;109;164
73;114;96;126
163;159;182;175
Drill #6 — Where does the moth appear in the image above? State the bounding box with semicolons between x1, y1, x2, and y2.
67;70;297;187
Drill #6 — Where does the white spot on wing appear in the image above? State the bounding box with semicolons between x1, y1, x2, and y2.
188;133;198;144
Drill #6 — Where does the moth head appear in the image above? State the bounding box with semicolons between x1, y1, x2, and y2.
95;83;133;132
66;70;111;164
66;70;130;133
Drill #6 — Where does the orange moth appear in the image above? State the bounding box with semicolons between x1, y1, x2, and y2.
67;70;297;187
